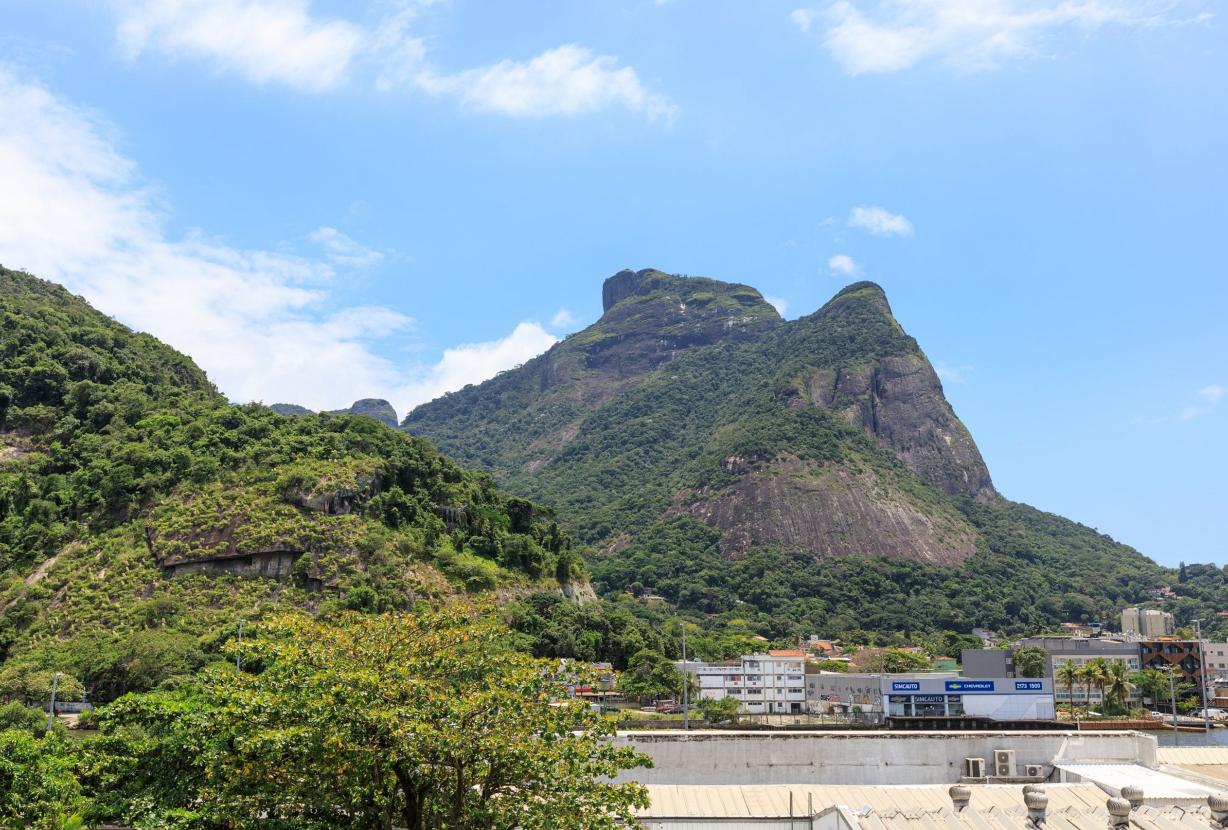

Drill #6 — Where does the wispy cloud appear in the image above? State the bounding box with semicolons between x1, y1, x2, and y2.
1138;383;1225;424
1180;384;1225;421
309;227;384;268
550;307;578;329
848;205;914;237
107;1;675;122
764;295;790;317
792;0;1212;76
0;67;556;412
934;361;974;384
828;253;860;276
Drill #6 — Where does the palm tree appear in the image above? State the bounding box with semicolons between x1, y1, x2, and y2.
1105;662;1137;715
1056;661;1080;718
1085;658;1112;715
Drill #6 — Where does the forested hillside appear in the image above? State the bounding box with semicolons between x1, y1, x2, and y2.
0;266;585;701
406;269;1216;640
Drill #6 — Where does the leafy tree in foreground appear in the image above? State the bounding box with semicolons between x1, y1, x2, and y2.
91;605;650;830
0;729;82;829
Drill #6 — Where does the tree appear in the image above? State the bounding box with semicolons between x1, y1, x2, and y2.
1104;662;1136;715
698;696;740;724
882;648;931;673
1132;668;1169;706
91;605;650;830
0;730;83;828
1055;661;1079;717
620;648;684;703
1012;647;1047;679
1084;658;1111;714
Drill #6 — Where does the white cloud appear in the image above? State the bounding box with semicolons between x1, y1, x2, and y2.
848;205;914;236
934;361;974;384
309;226;384;268
112;0;365;91
393;322;558;414
1178;383;1225;421
828;253;860;276
790;9;818;31
0;68;558;413
794;0;1206;76
551;307;578;329
764;295;790;317
108;2;675;122
414;45;677;122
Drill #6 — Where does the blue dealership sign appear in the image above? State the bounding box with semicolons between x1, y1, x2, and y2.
1015;681;1044;691
945;680;995;693
891;681;921;691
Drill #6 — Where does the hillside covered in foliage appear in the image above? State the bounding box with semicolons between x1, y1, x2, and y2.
0;266;585;701
406;269;1215;640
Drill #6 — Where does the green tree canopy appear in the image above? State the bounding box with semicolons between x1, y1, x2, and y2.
1012;646;1047;679
87;605;650;830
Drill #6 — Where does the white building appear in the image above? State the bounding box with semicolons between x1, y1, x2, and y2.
1121;607;1174;637
1202;641;1228;681
685;650;808;715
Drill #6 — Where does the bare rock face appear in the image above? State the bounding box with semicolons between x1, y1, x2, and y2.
558;268;781;384
800;354;995;501
671;457;979;566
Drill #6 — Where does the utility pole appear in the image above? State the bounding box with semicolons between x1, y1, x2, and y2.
681;624;689;731
236;619;245;671
1168;665;1180;746
46;672;60;733
1195;620;1212;732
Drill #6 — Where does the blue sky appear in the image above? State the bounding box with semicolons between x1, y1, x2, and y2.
0;0;1223;568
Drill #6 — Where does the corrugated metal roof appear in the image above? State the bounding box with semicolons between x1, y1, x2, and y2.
1054;763;1220;801
856;804;1210;830
639;784;1107;818
640;784;1219;830
1158;747;1228;766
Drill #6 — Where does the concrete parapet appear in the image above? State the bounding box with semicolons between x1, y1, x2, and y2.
614;730;1158;785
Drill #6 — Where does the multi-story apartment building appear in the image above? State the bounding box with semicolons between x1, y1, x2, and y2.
1141;639;1204;689
685;650;807;714
1122;607;1175;637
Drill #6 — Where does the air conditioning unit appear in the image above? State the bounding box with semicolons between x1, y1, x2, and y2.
1024;764;1044;778
964;757;987;779
994;749;1016;778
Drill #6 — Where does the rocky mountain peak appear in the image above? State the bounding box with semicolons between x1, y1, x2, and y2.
813;280;894;320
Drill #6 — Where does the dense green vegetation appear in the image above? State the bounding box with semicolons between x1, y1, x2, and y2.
0;267;583;703
0;606;650;829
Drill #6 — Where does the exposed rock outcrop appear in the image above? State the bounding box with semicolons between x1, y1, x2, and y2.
798;354;994;501
671;457;978;566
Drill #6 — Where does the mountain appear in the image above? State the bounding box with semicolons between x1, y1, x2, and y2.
269;399;400;428
0;266;586;699
405;269;1175;637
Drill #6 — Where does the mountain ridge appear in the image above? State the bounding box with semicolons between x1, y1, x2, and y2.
403;268;1171;636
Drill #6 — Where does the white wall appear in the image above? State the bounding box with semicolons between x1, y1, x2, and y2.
614;731;1156;786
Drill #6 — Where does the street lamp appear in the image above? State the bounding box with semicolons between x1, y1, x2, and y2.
46;672;61;733
1194;619;1211;733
